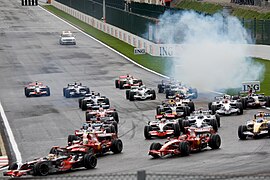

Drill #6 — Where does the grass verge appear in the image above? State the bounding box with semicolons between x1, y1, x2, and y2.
43;5;270;95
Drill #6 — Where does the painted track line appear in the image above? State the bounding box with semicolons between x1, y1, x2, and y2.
0;102;22;164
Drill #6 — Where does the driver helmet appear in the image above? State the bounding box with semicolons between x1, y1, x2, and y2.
82;123;89;130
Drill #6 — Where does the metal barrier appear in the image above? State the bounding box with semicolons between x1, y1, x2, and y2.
9;171;270;180
22;0;38;6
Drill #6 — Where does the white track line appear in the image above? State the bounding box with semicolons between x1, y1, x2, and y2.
0;102;22;164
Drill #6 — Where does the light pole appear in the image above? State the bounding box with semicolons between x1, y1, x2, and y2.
103;0;106;23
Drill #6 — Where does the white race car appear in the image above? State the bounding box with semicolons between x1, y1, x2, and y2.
59;31;76;45
209;95;243;116
126;85;156;101
181;109;220;133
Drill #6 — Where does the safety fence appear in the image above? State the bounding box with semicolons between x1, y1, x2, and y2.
6;171;270;180
54;0;270;45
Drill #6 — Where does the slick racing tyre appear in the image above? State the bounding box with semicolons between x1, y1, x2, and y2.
238;125;248;140
83;154;97;169
111;139;123;154
33;161;50;176
179;141;190;156
208;134;221;149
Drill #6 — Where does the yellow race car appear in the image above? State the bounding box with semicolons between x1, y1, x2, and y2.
238;112;270;140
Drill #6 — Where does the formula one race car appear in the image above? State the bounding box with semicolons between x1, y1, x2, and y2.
4;147;96;177
181;109;220;133
157;79;198;99
144;115;180;139
126;85;156;101
80;93;110;111
156;97;195;118
209;95;243;116
240;92;270;109
238;111;270;140
59;31;76;45
148;127;221;158
85;107;119;123
115;74;143;89
68;130;123;155
24;81;50;97
63;82;90;98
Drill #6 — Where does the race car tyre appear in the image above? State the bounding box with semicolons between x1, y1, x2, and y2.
149;142;161;158
112;111;119;123
104;98;110;106
215;114;221;128
208;134;221;149
150;90;156;100
156;105;164;115
112;121;118;133
78;98;83;108
241;98;247;109
158;84;164;93
83;154;97;169
24;87;27;97
8;162;18;170
182;120;190;133
33;161;50;176
266;96;270;107
46;87;50;96
81;100;88;111
208;102;212;110
238;125;248;140
86;88;90;94
178;119;183;132
144;125;152;139
126;90;130;100
109;125;116;133
63;88;66;97
211;105;218;115
179;141;190;156
192;88;198;99
25;89;31;97
236;103;243;115
173;123;180;137
210;119;218;132
115;80;119;88
129;92;135;101
183;106;190;117
188;101;195;112
150;142;162;151
119;81;124;89
165;90;170;99
64;89;71;98
68;135;80;145
86;113;94;121
268;123;270;137
111;139;123;154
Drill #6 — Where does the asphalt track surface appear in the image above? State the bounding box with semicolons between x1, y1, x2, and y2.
1;0;270;178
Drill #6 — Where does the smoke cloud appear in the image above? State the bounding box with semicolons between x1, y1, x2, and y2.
155;10;265;91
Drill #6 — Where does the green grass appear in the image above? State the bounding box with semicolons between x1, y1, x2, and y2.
43;5;173;76
44;5;270;94
175;0;270;19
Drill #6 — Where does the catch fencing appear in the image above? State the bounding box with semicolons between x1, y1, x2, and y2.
54;0;270;45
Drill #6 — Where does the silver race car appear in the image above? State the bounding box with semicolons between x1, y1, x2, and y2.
126;85;156;101
209;95;243;116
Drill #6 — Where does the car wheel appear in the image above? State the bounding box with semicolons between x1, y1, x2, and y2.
179;141;190;156
83;154;97;169
238;125;247;140
208;134;221;149
111;139;123;154
173;123;180;137
33;161;50;176
210;119;218;132
144;125;152;139
150;90;156;100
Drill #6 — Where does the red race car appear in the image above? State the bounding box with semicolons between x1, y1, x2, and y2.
3;146;96;177
148;127;221;158
115;74;143;89
85;107;119;123
24;81;50;97
68;130;123;156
